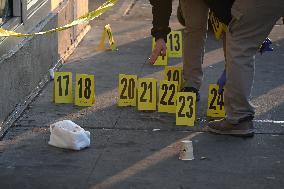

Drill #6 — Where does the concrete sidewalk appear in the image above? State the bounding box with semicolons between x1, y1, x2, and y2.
0;0;284;188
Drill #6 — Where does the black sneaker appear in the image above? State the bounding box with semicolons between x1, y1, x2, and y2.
181;87;200;101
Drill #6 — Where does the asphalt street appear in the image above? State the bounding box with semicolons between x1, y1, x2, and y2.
0;0;283;188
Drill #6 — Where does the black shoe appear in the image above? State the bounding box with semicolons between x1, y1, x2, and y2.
181;87;200;101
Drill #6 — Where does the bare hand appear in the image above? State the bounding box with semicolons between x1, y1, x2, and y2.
149;38;167;64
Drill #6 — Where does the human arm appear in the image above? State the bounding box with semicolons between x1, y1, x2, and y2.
149;0;172;64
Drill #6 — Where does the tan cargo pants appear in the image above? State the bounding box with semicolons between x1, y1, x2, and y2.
225;0;284;124
180;0;209;90
180;0;284;124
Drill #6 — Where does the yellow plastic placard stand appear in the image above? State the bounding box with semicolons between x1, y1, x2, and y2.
152;38;168;66
209;11;227;40
137;78;157;111
158;80;178;113
98;24;118;51
176;92;196;127
118;74;137;106
207;84;225;117
54;72;73;103
167;31;182;57
164;66;183;91
75;74;95;106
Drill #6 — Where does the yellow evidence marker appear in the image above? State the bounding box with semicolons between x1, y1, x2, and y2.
158;80;178;113
167;31;183;57
176;92;196;127
152;38;168;66
98;24;118;51
164;66;183;91
54;72;73;103
137;78;157;111
209;11;227;40
75;74;95;106
118;74;137;107
207;84;225;117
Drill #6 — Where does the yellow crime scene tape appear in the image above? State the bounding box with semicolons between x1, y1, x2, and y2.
0;0;118;37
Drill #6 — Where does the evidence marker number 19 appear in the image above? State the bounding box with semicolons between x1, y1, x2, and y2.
164;66;183;91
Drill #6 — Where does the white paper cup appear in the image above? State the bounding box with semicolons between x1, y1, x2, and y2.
179;140;194;160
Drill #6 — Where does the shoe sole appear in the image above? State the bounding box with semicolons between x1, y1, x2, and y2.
207;127;254;137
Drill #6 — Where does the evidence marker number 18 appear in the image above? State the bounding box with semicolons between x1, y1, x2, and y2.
75;74;95;106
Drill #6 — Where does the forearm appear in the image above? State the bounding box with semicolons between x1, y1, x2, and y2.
150;0;172;41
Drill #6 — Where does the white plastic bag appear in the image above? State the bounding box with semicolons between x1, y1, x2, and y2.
48;120;90;150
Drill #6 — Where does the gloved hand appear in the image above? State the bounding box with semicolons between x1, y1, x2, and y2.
259;38;273;55
149;38;167;64
217;69;226;94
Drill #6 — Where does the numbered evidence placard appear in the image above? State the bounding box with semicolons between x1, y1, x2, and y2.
137;78;157;111
176;92;196;126
152;38;168;66
158;80;178;113
207;84;225;117
75;74;95;106
118;74;137;107
54;72;73;103
98;24;117;51
167;31;182;57
164;66;183;91
209;11;227;40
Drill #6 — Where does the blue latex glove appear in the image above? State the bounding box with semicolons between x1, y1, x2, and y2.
217;69;226;94
259;38;273;55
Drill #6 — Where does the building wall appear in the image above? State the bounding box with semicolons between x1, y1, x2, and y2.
0;0;89;135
